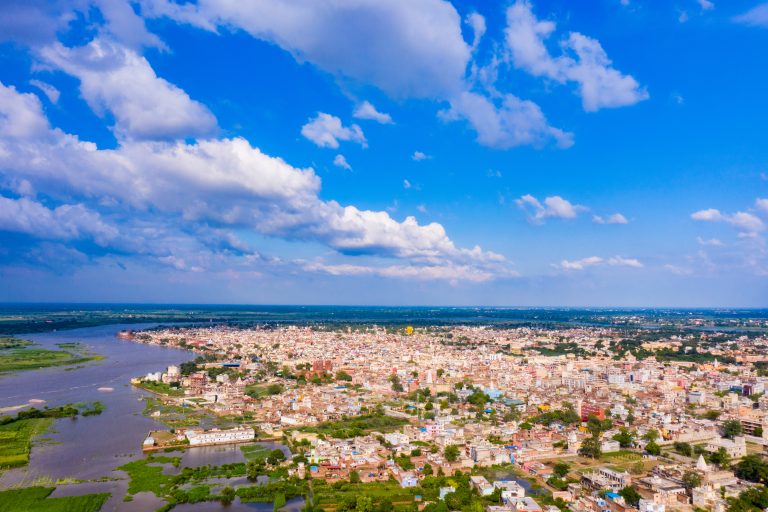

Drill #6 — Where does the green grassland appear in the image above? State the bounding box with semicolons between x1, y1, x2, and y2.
135;380;185;397
240;443;273;462
0;418;53;469
0;346;102;374
311;479;421;509
0;486;109;512
117;455;180;496
299;412;409;439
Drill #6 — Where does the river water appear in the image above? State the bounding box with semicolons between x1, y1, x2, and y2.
0;323;296;511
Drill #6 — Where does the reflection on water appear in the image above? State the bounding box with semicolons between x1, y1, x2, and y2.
0;324;292;511
174;496;305;512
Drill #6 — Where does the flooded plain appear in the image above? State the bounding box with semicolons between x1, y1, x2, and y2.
0;323;295;511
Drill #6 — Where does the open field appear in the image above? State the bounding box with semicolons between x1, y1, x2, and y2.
0;418;53;469
311;480;419;510
299;413;409;439
0;486;109;512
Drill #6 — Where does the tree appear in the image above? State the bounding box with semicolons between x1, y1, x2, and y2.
389;374;404;393
734;455;768;484
645;440;661;456
726;486;768;512
587;416;605;436
336;371;353;382
349;470;361;483
220;486;235;505
754;426;764;438
613;427;635;448
355;496;373;512
553;462;570;478
682;471;702;491
579;436;602;459
267;448;286;465
710;447;731;469
444;444;460;462
673;442;693;457
643;429;659;442
619;486;641;507
423;463;433;476
247;460;265;480
722;420;744;439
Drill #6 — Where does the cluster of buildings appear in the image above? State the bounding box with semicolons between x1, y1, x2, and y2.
126;323;768;511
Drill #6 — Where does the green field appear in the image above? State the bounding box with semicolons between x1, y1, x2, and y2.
117;455;180;496
0;418;53;469
0;486;109;512
311;479;420;509
240;443;273;462
300;412;409;439
135;380;185;397
0;348;100;374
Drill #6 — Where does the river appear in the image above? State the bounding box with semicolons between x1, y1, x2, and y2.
0;323;297;511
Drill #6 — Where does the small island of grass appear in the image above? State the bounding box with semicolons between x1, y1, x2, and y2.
0;338;103;375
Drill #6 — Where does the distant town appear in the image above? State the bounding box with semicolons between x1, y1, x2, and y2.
116;321;768;512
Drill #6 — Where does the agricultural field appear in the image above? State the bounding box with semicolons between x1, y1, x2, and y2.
0;487;109;512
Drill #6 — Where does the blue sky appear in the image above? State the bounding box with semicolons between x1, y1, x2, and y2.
0;0;767;306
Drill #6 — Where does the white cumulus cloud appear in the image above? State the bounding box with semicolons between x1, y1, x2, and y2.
301;113;366;149
0;79;510;281
38;38;217;140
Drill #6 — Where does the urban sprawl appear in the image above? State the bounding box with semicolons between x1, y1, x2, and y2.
125;322;768;512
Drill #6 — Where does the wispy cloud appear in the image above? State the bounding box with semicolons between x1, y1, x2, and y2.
333;154;352;170
556;255;643;271
516;194;586;223
353;101;393;124
592;213;628;225
734;3;768;27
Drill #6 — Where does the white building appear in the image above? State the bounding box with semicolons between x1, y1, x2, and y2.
185;427;255;446
639;499;666;512
706;436;747;458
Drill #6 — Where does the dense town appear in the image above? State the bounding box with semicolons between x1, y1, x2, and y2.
119;323;768;512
